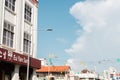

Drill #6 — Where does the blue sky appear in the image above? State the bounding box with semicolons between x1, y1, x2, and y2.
37;0;120;73
37;0;82;64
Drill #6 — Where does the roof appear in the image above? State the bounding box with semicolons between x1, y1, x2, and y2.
81;69;95;74
36;66;70;73
81;69;91;73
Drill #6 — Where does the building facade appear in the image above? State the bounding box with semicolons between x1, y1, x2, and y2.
103;67;120;80
76;69;98;80
0;0;40;80
68;71;79;80
36;66;71;80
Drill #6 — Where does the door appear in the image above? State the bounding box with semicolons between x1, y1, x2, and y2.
0;70;3;80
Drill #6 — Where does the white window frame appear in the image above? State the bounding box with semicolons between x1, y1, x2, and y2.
5;0;16;12
23;32;31;54
24;3;32;22
3;21;14;47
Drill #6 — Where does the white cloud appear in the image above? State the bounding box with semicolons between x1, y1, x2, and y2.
66;0;120;72
56;38;68;44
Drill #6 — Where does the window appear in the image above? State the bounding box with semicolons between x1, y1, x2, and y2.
23;32;31;53
5;0;15;12
24;4;32;22
3;22;14;47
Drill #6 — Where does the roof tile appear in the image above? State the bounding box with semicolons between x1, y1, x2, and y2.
36;66;70;72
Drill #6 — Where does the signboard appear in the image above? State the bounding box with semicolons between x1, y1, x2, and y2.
0;48;28;65
13;52;28;65
0;48;41;68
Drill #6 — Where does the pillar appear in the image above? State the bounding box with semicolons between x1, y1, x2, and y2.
11;65;20;80
31;68;38;80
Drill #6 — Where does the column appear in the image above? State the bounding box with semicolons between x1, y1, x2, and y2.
11;65;20;80
0;0;5;44
31;68;38;80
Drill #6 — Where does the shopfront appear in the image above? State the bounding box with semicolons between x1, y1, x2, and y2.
0;48;41;80
0;61;14;80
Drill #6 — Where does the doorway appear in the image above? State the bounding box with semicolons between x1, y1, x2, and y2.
0;70;3;80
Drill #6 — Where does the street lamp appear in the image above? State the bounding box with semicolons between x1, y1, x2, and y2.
26;28;53;80
46;28;53;31
34;28;53;32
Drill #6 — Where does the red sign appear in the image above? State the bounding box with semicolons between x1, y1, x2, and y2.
0;48;27;65
0;48;41;68
0;48;13;62
13;52;28;65
30;57;41;68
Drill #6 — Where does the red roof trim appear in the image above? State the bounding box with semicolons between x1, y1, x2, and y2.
36;66;70;72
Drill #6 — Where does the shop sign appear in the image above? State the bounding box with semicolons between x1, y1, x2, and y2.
0;48;41;68
0;48;28;65
13;52;28;65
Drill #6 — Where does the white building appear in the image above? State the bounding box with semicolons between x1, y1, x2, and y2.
39;58;47;66
76;69;98;80
103;67;120;80
0;0;41;80
69;71;79;80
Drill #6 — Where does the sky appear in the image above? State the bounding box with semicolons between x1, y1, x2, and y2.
37;0;120;73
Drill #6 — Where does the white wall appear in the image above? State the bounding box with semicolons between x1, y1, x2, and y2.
0;0;38;58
